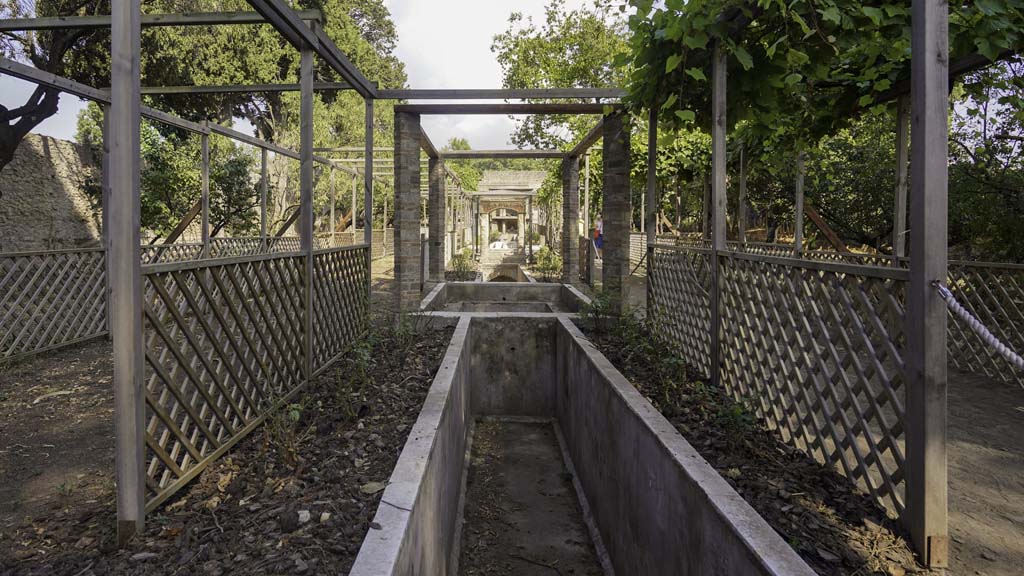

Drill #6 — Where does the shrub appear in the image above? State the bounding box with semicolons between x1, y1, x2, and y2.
450;248;476;281
535;246;562;281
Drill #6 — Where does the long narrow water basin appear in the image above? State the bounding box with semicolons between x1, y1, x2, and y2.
349;313;815;575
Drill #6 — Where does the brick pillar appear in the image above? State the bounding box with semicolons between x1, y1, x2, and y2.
394;112;422;312
602;112;631;307
561;155;580;283
428;156;446;282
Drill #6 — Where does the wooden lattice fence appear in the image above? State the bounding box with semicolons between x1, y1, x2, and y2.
139;245;369;510
650;244;907;514
210;237;264;258
312;246;370;373
1;248;108;360
718;253;908;514
141;243;204;264
946;260;1024;387
649;242;1024;517
648;244;712;376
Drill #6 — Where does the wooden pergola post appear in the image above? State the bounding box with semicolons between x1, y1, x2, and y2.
794;151;805;256
709;41;727;389
299;39;315;380
905;0;949;567
428;156;446;282
260;148;268;251
351;173;358;233
646;105;658;247
200;130;210;257
101;104;112;337
894;95;910;263
364;99;374;247
738;143;747;243
329;167;336;246
583;151;591;235
474;197;480;256
110;0;145;543
527;196;534;262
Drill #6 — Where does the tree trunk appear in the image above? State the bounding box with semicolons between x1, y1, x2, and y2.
0;86;62;177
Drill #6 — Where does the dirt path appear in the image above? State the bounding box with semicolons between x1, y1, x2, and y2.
459;419;604;576
0;339;115;527
947;370;1024;575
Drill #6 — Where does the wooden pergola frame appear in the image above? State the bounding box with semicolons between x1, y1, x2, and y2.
0;0;955;567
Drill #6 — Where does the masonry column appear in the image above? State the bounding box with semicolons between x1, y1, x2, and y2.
428;156;446;282
394;112;422;312
602;112;631;306
561;155;580;283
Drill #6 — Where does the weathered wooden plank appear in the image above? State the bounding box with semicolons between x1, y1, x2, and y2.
804;205;849;253
905;0;949;567
440;149;563;159
377;88;625;100
0;9;322;31
709;42;727;388
141;81;350;94
299;41;315;380
394;103;616;115
893;96;910;261
110;0;145;542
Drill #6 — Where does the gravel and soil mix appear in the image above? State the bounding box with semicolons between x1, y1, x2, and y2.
580;316;934;576
459;419;604;576
1;323;454;576
0;339;115;526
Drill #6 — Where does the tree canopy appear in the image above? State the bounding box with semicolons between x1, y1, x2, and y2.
622;0;1023;148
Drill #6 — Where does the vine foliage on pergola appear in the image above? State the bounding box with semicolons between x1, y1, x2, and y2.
621;0;1023;146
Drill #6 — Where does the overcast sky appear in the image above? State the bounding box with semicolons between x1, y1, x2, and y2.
385;0;593;149
0;0;592;147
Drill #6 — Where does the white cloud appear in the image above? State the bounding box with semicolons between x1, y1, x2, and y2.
386;0;593;149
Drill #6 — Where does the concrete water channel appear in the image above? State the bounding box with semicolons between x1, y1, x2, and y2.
350;282;816;575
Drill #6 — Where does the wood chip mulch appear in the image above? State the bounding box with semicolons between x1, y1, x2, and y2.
1;325;454;576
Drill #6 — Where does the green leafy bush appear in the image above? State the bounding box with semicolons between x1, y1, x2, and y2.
535;246;562;281
449;248;476;281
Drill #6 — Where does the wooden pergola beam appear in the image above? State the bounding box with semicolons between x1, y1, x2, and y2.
245;0;376;97
803;205;849;253
0;57;209;133
393;103;617;115
419;127;439;159
0;9;322;31
441;149;564;159
874;50;1017;106
141;81;351;94
569;119;604;158
377;88;625;100
273;208;301;237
